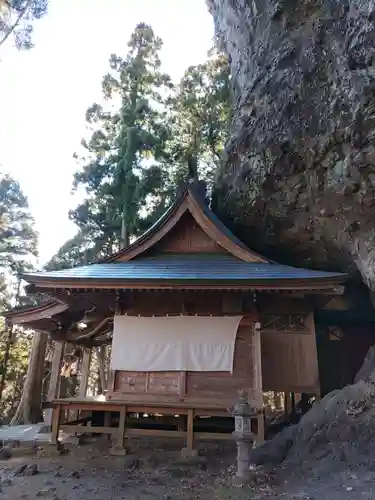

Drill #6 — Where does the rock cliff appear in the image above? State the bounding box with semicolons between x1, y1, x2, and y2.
207;0;375;288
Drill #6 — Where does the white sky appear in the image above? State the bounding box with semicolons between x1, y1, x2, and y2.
0;0;214;266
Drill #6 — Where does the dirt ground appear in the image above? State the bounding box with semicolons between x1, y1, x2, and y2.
1;437;375;500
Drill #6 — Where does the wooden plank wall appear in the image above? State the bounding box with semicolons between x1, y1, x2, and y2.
186;324;258;405
110;295;320;405
111;323;260;409
260;298;320;393
151;212;226;255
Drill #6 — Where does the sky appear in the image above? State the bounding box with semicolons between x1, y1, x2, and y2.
0;0;214;266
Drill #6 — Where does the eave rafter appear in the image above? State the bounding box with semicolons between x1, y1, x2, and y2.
24;279;346;293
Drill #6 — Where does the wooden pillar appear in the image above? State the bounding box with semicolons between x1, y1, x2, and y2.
43;341;65;429
106;369;115;398
69;348;92;423
78;348;92;398
306;312;321;399
97;346;106;394
294;393;302;405
253;322;264;444
177;414;185;432
110;405;127;455
59;343;76;398
291;392;296;419
284;392;291;421
50;405;61;445
181;408;197;457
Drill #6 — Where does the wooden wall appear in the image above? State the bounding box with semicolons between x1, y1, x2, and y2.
119;290;254;316
108;295;320;407
260;316;319;393
259;298;320;394
151;212;226;255
110;323;262;409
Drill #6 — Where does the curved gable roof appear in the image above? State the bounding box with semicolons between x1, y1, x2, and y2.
102;186;269;263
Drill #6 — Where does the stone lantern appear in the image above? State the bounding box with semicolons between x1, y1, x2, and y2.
230;389;258;483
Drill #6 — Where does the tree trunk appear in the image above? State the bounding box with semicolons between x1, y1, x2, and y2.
207;0;375;288
121;199;129;249
10;331;48;425
0;276;22;403
0;323;14;403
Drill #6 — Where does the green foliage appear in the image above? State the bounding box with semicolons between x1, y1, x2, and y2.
47;26;232;271
0;172;38;311
0;323;33;419
0;173;38;267
45;232;93;271
70;23;174;253
168;49;232;188
0;0;48;49
0;173;38;419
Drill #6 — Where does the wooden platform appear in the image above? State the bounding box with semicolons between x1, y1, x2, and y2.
48;396;259;455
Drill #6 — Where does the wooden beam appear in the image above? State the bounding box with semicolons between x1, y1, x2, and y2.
44;342;65;428
60;425;117;435
76;317;111;341
27;280;346;291
322;295;352;310
126;428;185;438
6;301;68;324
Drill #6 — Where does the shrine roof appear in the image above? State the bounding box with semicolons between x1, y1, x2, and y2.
20;186;349;291
98;185;269;264
22;253;346;287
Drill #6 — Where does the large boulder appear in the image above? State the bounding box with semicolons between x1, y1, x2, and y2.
354;344;375;383
249;346;375;472
207;0;375;287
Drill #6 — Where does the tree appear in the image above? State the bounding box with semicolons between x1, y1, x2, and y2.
71;23;173;254
207;0;375;292
0;172;42;422
45;231;93;271
0;173;37;270
48;40;232;270
0;172;38;397
168;49;231;189
130;48;232;234
9;330;47;424
0;0;48;49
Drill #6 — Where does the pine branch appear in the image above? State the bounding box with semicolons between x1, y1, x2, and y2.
0;0;32;48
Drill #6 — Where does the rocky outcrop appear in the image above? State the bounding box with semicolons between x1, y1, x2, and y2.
249;345;375;473
207;0;375;287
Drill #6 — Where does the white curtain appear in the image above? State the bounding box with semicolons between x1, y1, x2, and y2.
110;315;242;372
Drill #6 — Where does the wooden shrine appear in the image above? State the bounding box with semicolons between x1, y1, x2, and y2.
5;185;348;455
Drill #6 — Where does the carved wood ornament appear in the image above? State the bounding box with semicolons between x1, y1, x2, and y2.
260;313;310;334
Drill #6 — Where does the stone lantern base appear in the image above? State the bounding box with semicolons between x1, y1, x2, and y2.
232;431;254;483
